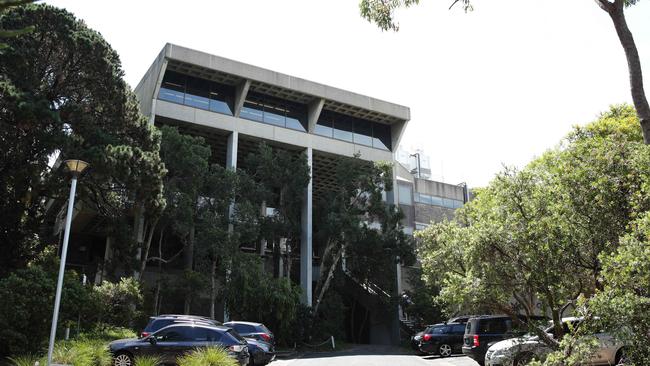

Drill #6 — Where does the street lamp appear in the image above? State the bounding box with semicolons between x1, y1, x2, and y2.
46;159;89;366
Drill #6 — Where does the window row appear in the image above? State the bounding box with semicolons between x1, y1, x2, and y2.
239;92;307;132
158;71;235;116
315;111;391;150
414;192;464;209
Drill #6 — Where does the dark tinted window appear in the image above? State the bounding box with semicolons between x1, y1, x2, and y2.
148;319;174;332
430;326;448;334
233;324;256;334
192;328;222;342
240;92;307;131
353;119;373;146
452;324;466;334
372;124;391;150
315;119;333;137
228;329;246;343
158;71;234;116
155;326;192;341
479;319;508;334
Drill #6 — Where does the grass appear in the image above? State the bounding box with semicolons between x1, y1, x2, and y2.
6;355;39;366
176;347;237;366
134;355;162;366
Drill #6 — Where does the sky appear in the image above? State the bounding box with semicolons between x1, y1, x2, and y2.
44;0;650;188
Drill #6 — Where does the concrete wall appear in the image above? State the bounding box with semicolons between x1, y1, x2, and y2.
414;178;465;201
414;203;456;224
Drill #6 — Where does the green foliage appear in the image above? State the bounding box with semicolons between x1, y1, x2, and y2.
417;104;650;352
359;0;471;31
81;324;137;342
176;347;237;366
92;278;143;328
225;253;301;345
134;355;162;366
0;3;165;277
583;211;650;364
0;258;93;356
7;355;39;366
48;338;111;366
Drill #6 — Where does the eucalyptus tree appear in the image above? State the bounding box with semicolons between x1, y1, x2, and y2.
0;4;165;277
244;143;310;279
311;155;398;314
417;104;650;350
359;0;650;143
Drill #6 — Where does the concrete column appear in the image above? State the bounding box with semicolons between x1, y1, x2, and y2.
307;98;325;133
149;59;168;125
300;147;313;305
224;131;238;322
234;80;251;118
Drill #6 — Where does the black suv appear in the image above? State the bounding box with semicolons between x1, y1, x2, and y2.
418;323;467;357
223;321;275;345
110;323;249;366
141;314;221;338
462;315;547;365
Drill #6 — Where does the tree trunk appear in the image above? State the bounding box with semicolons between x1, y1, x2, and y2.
137;218;159;280
358;306;369;343
183;225;195;314
314;239;336;297
132;201;146;278
273;239;281;278
210;258;217;319
153;228;164;315
598;0;650;142
313;248;343;314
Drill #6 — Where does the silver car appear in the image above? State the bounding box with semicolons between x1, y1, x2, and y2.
485;317;625;366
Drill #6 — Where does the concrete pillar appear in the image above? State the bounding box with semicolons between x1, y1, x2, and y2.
149;59;168;125
300;147;313;305
224;131;238;322
234;80;251;118
307;98;325;133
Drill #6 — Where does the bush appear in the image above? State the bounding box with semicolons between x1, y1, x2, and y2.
134;355;162;366
176;347;237;366
92;277;143;328
0;262;93;356
225;254;301;346
82;324;137;342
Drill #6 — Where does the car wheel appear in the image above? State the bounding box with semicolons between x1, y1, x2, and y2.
113;352;133;366
615;347;627;365
514;351;536;366
438;343;452;357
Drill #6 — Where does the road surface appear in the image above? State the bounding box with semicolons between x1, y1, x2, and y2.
272;345;479;366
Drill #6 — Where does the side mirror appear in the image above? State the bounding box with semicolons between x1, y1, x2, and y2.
148;337;157;345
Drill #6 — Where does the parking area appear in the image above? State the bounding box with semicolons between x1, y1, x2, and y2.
272;346;479;366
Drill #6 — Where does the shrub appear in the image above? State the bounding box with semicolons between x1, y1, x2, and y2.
7;355;40;366
0;263;93;356
176;347;237;366
92;278;143;328
82;324;137;342
134;355;162;366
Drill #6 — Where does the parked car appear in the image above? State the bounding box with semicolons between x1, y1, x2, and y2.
411;325;434;353
110;323;249;366
140;314;221;338
462;315;548;365
485;317;625;366
448;315;477;324
418;323;467;357
224;321;275;345
246;337;275;366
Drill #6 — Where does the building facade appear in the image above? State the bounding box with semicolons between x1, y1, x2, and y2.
134;44;411;311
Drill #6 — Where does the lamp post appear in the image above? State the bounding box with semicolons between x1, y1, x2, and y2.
46;159;89;366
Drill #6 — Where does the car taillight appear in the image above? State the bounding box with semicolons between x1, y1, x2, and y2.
141;332;149;338
260;333;271;342
473;335;480;347
423;334;432;342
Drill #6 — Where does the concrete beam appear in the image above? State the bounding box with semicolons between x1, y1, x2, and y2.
307;98;325;133
300;147;313;305
148;59;168;125
233;79;251;118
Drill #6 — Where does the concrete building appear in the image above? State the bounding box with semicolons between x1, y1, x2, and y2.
131;43;413;342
